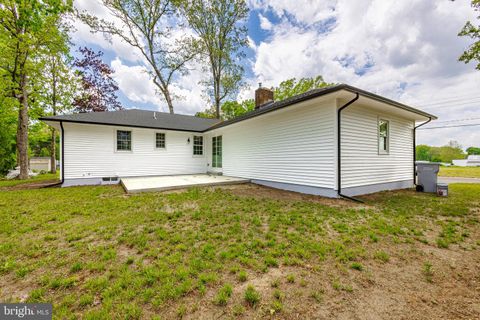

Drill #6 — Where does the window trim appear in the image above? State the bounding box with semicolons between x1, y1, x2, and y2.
154;131;167;150
378;118;390;155
115;129;133;153
192;135;204;157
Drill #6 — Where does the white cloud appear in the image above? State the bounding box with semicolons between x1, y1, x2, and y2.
258;13;273;30
249;0;337;25
110;58;163;108
111;58;208;114
71;0;145;63
250;0;480;147
71;0;480;147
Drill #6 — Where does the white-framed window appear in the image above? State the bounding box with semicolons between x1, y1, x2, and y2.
116;130;132;151
155;132;166;149
193;135;203;156
378;119;389;154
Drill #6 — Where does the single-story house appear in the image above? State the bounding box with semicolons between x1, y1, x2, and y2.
41;84;437;198
452;155;480;167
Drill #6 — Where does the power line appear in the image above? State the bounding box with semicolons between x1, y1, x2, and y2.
433;117;480;124
411;94;480;105
418;123;480;130
421;102;480;110
415;96;480;106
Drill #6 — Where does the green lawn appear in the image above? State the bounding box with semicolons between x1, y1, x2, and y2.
439;166;480;178
0;173;59;188
0;183;479;319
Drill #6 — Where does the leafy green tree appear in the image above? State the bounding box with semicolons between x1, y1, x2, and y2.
459;0;480;69
466;146;480;155
181;0;249;118
196;75;332;120
416;141;466;163
220;99;254;120
438;141;466;163
36;36;77;173
29;122;52;158
0;95;17;175
79;0;197;114
195;99;254;120
273;76;332;101
415;145;432;161
0;0;72;179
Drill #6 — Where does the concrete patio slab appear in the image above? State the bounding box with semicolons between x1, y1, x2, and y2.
121;174;250;193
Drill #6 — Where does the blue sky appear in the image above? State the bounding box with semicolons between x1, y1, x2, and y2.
72;0;480;148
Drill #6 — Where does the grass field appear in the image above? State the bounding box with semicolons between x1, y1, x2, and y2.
439;166;480;178
0;173;59;189
0;181;479;319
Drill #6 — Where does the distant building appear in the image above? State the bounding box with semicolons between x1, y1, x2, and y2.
29;157;52;171
452;155;480;167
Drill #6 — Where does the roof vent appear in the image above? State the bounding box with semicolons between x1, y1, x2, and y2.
153;112;157;120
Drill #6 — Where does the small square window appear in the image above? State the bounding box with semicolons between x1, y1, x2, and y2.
378;119;389;154
193;136;203;155
156;133;165;149
117;130;131;151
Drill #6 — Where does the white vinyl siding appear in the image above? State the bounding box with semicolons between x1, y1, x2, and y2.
205;100;336;188
63;123;206;179
340;103;413;188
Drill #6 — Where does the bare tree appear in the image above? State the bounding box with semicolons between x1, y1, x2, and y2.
79;0;198;114
181;0;249;118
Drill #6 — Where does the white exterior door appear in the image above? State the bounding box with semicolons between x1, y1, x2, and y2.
211;135;223;173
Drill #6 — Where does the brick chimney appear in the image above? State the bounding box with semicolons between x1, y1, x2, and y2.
255;83;274;109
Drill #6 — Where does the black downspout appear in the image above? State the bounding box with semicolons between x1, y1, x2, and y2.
60;121;64;185
337;93;362;202
413;117;432;188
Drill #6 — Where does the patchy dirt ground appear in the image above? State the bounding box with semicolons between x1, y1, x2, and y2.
1;183;479;319
149;185;480;319
158;234;480;319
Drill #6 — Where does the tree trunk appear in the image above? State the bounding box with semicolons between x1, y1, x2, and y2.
153;76;175;114
16;75;29;179
50;128;56;173
50;60;57;174
215;78;221;119
165;92;174;114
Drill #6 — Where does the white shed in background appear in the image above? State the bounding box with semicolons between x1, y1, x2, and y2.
452;155;480;167
29;157;52;171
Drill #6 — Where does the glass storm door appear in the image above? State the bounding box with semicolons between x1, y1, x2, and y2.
212;136;222;168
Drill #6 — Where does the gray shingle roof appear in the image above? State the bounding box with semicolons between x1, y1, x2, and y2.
40;109;220;132
40;84;436;132
207;84;437;130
